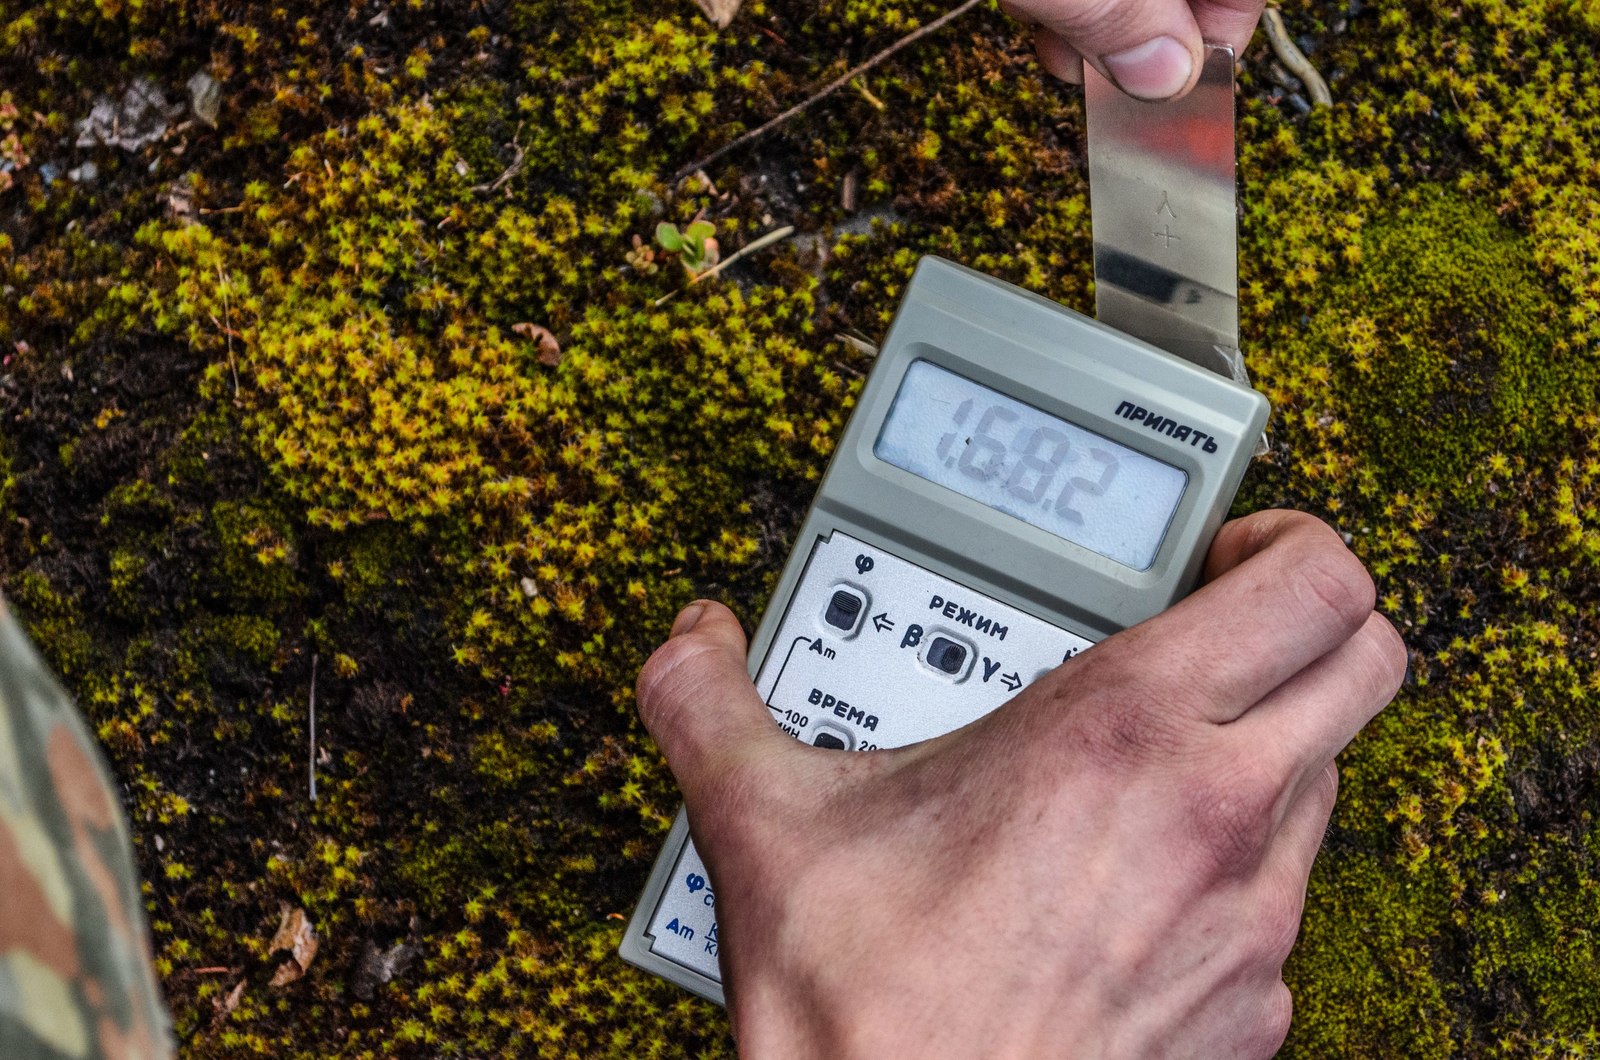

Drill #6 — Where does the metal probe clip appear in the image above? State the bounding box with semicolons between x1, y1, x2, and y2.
1086;44;1247;387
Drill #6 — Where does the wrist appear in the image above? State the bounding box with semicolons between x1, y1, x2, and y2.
727;966;1101;1060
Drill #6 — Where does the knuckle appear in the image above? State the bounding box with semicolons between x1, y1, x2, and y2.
688;758;778;847
1287;538;1376;635
1183;765;1280;874
686;742;814;856
1358;613;1410;697
1250;982;1295;1059
1253;879;1308;964
1040;0;1194;54
634;634;720;731
1061;646;1204;768
1051;0;1125;34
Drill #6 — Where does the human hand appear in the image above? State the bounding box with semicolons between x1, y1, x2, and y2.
635;510;1405;1058
999;0;1264;100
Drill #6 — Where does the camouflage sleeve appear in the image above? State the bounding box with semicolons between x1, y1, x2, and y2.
0;600;174;1060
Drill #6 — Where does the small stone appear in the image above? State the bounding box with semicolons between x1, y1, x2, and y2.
187;71;222;127
75;100;117;148
693;0;741;28
519;577;539;599
67;161;98;184
162;179;195;218
75;78;183;150
351;937;418;1001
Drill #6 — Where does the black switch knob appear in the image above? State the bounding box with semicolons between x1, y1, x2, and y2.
824;589;864;631
927;636;967;675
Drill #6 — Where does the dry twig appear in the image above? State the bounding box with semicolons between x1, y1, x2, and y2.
1262;8;1332;107
677;0;984;178
214;263;239;400
834;333;879;358
471;122;526;194
308;653;318;803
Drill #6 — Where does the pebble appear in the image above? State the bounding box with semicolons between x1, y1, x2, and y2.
75;78;183;150
187;71;222;127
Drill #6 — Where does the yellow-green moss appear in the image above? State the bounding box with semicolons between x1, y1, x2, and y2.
1302;189;1576;494
0;0;1597;1056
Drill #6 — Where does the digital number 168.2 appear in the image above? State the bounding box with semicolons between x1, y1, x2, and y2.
934;398;1119;523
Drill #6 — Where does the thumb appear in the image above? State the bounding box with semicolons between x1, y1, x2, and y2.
1012;0;1207;100
635;601;793;805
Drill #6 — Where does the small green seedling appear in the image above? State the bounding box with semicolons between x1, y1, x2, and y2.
655;219;719;275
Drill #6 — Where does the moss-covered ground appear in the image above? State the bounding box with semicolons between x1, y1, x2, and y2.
1;0;1597;1055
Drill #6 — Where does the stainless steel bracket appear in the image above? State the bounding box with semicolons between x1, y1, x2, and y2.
1086;44;1247;386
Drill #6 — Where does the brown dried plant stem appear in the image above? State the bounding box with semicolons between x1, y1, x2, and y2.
677;0;985;179
1262;7;1332;107
308;653;318;803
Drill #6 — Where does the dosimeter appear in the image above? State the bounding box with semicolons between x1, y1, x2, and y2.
621;46;1269;1003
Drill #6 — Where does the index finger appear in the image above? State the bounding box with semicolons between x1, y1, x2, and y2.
1101;509;1377;725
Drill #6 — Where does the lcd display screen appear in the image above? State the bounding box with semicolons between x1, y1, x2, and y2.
873;361;1188;570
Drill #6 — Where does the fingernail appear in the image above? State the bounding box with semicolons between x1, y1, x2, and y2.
1102;36;1193;101
671;602;708;637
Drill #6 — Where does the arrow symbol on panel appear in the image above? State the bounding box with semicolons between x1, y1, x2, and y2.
1001;672;1023;692
872;613;895;633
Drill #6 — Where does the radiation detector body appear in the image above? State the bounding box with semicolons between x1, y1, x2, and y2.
619;255;1270;1002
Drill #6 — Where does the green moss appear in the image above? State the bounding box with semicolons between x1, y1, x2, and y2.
1314;190;1577;493
1;0;1599;1055
1289;852;1458;1057
210;500;304;609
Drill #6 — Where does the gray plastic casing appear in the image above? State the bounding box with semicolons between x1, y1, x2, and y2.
618;255;1270;1001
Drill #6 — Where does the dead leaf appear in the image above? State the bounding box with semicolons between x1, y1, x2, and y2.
512;322;562;367
215;979;246;1017
267;904;319;987
693;0;741;28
